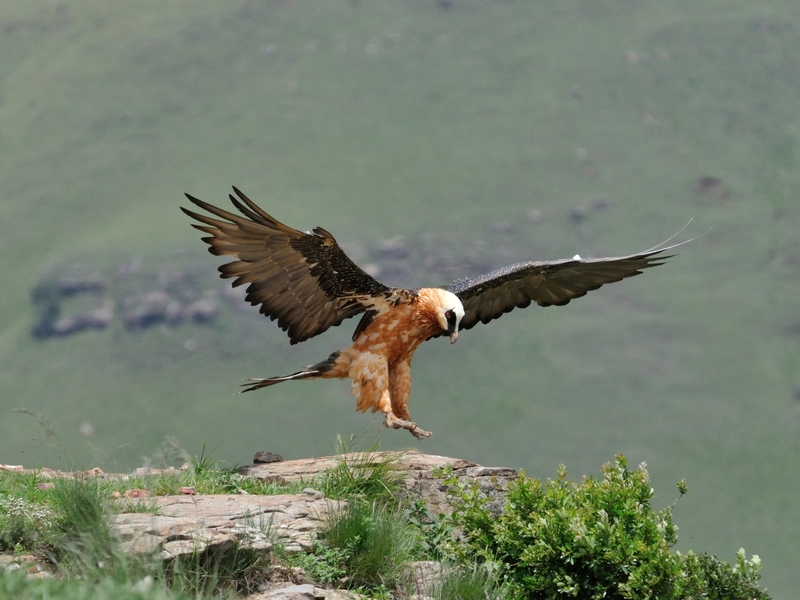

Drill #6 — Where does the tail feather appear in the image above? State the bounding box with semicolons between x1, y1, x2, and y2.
239;351;341;393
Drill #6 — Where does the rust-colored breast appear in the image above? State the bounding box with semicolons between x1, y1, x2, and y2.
351;297;439;365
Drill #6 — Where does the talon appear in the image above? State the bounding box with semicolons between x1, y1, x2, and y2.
383;412;410;430
410;426;431;440
384;412;431;439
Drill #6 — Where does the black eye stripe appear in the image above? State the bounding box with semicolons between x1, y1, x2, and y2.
444;309;458;331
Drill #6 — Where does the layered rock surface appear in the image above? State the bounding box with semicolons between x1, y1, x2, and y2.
113;490;341;558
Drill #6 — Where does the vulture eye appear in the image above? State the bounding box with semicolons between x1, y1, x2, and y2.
444;309;458;332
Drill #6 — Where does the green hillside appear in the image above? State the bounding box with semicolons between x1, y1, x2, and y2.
1;1;798;596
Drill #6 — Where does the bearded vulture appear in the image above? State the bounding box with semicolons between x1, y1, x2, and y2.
182;187;687;439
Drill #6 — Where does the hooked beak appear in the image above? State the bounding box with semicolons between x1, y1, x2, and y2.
449;330;459;344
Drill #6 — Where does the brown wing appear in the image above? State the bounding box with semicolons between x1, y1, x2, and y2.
181;187;392;344
446;240;689;332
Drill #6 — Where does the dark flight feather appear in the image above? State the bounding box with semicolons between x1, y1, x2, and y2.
181;187;390;344
446;241;687;332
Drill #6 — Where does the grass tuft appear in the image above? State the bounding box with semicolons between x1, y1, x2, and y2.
321;500;416;590
426;566;508;600
48;475;126;578
316;435;403;504
163;546;270;598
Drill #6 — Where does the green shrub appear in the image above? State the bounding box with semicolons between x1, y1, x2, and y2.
284;541;350;585
676;549;768;600
444;455;768;599
405;496;456;562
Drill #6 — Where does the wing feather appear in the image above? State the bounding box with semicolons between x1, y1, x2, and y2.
182;187;392;344
447;239;689;331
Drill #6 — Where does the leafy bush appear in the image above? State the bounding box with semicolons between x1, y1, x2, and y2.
676;549;768;600
406;496;456;561
444;455;769;599
283;541;350;585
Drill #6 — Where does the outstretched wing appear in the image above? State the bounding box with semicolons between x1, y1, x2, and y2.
181;187;392;344
446;239;689;332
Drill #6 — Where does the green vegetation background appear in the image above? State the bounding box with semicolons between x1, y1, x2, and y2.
0;1;797;596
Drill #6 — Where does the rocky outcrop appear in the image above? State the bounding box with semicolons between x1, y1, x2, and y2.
2;452;519;599
122;290;220;329
240;449;518;517
41;299;115;336
2;451;518;556
30;264;222;338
